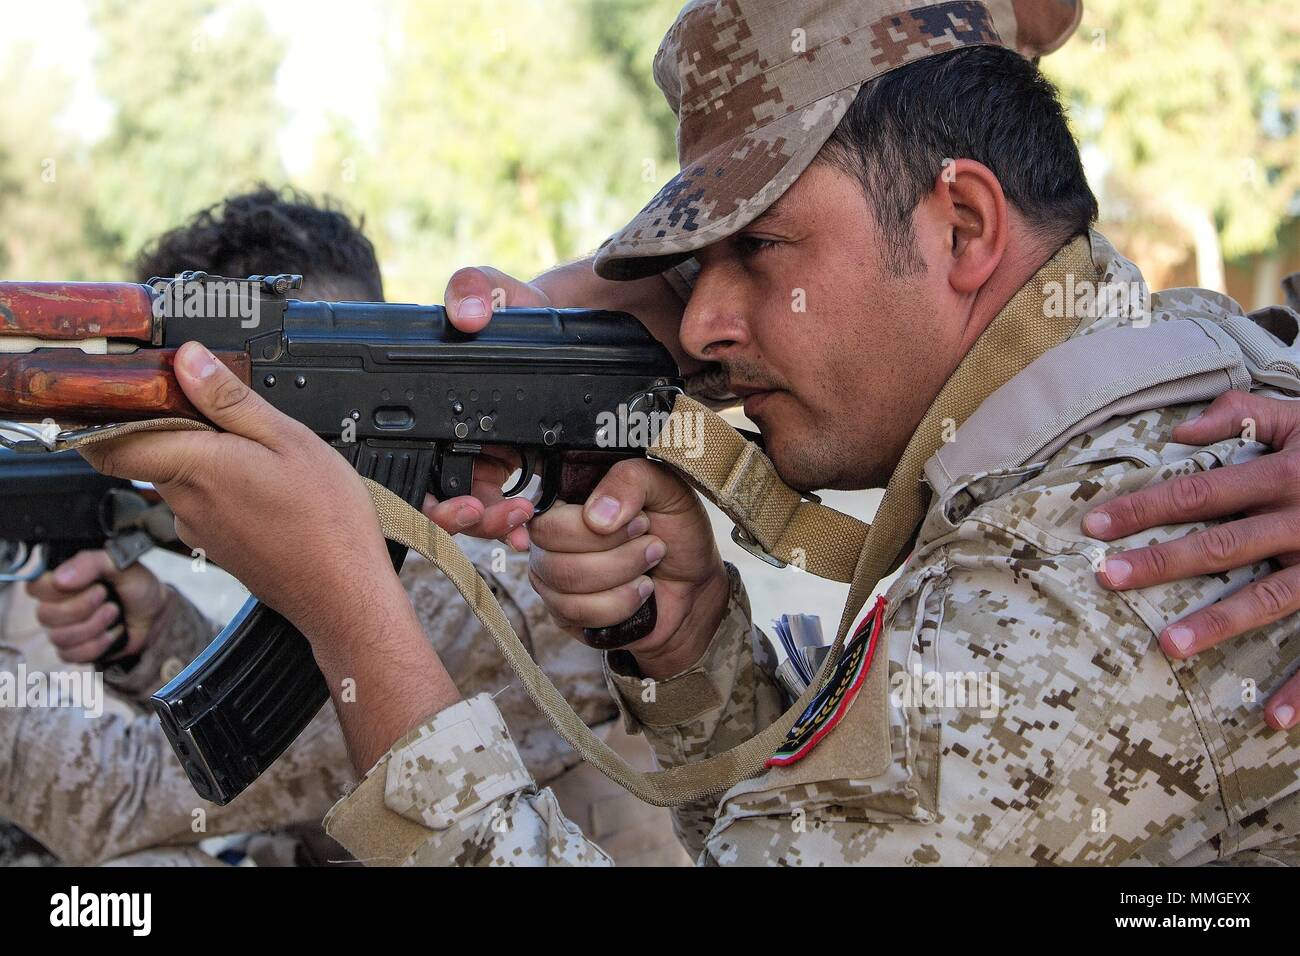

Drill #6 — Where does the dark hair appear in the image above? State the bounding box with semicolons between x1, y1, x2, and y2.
820;46;1098;274
133;185;384;301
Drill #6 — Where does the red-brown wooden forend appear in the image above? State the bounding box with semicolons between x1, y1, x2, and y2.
0;282;156;342
0;350;249;424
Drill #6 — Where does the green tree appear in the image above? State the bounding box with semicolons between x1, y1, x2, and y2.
1045;0;1300;292
583;0;683;156
356;0;676;301
0;44;112;279
87;0;287;264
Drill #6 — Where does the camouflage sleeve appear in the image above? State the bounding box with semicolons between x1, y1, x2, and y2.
0;642;354;864
602;562;784;857
101;585;219;702
323;693;613;866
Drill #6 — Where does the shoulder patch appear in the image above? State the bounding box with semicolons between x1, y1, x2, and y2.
766;596;885;767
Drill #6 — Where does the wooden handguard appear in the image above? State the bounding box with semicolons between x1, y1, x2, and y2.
0;282;156;342
0;349;250;424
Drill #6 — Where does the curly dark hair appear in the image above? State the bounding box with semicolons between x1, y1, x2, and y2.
133;185;384;301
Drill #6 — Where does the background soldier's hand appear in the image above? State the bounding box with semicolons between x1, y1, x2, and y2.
527;457;731;679
1084;391;1300;730
25;552;167;664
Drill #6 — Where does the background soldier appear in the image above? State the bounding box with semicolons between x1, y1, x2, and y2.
5;187;686;865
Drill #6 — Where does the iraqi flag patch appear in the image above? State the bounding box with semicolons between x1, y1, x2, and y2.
765;596;885;768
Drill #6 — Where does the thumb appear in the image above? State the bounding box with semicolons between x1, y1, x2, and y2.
50;549;118;592
582;458;695;535
445;266;551;333
174;340;287;447
24;548;117;604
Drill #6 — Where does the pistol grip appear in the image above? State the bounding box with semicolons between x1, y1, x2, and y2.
91;579;136;671
550;451;662;649
581;594;657;650
42;540;135;671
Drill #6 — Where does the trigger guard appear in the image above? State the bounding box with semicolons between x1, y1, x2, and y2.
501;447;535;498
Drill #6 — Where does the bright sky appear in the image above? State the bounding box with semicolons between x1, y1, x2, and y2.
0;0;386;174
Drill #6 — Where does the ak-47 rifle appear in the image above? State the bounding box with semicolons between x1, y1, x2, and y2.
0;447;182;668
0;273;681;804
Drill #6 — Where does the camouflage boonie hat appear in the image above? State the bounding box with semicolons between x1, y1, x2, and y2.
594;0;1083;280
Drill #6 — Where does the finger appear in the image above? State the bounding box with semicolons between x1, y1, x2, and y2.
25;550;118;601
1082;455;1295;541
530;502;652;554
445;267;548;333
1265;671;1300;731
46;601;121;650
59;626;124;664
469;500;533;542
419;492;531;547
1172;391;1300;448
530;535;665;596
529;570;655;629
173;340;301;449
78;427;225;488
34;584;109;628
466;448;525;504
1097;512;1300;591
1156;565;1300;661
581;459;694;536
420;447;526;526
420;494;485;534
505;525;531;552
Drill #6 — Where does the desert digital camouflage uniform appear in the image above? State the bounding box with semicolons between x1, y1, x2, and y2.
0;571;352;866
0;539;688;865
322;230;1300;866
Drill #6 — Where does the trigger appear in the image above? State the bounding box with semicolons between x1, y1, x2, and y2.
502;447;535;498
535;451;562;513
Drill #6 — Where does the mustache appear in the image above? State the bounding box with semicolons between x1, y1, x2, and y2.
720;359;786;393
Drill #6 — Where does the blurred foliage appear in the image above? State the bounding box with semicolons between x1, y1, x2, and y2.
87;0;285;267
306;0;680;299
1;0;1298;302
1045;0;1300;284
583;0;681;151
0;45;109;279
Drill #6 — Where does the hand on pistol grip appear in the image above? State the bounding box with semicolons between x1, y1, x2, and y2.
429;443;660;648
528;456;725;655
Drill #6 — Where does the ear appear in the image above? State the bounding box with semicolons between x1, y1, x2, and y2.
922;158;1008;295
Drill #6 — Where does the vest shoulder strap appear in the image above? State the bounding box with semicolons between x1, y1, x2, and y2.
926;306;1300;500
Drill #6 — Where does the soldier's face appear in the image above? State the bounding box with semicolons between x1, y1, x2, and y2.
681;160;972;491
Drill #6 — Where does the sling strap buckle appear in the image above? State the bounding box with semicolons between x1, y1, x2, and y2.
731;490;821;569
